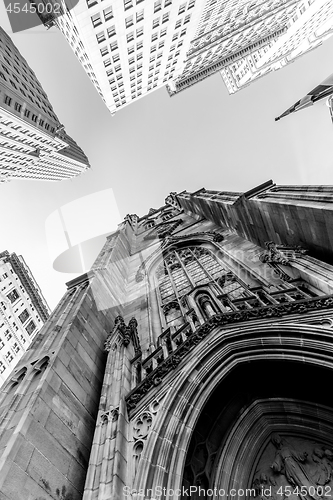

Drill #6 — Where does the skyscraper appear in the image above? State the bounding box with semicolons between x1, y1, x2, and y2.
220;0;333;94
1;182;333;500
0;251;50;387
39;0;333;111
0;26;90;182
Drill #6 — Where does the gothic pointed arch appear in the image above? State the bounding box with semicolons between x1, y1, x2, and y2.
132;323;333;498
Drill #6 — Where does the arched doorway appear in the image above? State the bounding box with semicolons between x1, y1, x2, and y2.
182;361;333;499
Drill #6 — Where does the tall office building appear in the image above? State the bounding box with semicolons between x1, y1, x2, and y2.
1;182;333;499
41;0;205;114
220;0;333;94
0;251;50;387
39;0;333;111
168;0;333;95
0;26;90;182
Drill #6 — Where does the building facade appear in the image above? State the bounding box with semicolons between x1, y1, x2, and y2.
0;27;90;182
1;182;333;500
40;0;333;110
0;251;50;387
220;0;333;94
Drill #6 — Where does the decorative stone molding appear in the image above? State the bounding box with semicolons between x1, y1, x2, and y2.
100;406;119;425
126;294;333;411
135;231;224;282
133;411;153;441
124;214;139;225
165;192;181;210
128;317;142;356
105;316;141;354
259;241;307;265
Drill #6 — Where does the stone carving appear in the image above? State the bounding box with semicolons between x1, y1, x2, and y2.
133;411;153;440
124;214;139;225
133;441;144;477
105;316;141;354
311;448;333;485
259;242;307;266
270;434;320;500
100;406;119;425
126;295;333;411
252;435;333;500
129;317;142;356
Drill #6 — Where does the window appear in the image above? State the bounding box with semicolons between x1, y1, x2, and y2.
31;114;38;122
104;58;112;67
125;15;134;28
91;13;102;28
188;0;195;8
124;0;133;9
107;25;116;37
100;46;109;57
87;0;97;7
128;45;135;54
162;12;169;22
159;41;165;49
160;28;167;36
180;28;186;36
151;33;158;42
115;64;121;72
136;27;144;37
178;2;186;13
103;6;113;20
184;14;191;23
127;32;134;42
175;20;181;29
39;119;44;126
24;109;30;118
25;320;36;336
137;41;143;50
154;0;161;11
96;31;106;43
165;0;172;5
113;54;120;62
0;362;5;374
7;289;19;303
152;18;159;28
13;343;20;354
110;41;118;51
136;9;144;21
4;95;12;106
129;56;135;65
14;102;22;112
5;351;13;363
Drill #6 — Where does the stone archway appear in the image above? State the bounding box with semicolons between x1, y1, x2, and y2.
181;361;333;500
133;325;333;499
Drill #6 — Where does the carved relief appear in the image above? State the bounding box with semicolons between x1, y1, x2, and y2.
100;406;119;425
133;411;153;440
105;316;141;354
259;242;307;266
131;399;163;482
253;434;333;500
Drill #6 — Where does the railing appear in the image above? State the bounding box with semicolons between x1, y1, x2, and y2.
126;293;333;412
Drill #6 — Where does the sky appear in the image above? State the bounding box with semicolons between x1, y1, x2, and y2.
0;4;333;310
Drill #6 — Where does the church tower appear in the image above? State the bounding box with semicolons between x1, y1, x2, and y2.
1;181;333;500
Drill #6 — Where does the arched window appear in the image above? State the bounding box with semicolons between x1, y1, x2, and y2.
156;246;248;325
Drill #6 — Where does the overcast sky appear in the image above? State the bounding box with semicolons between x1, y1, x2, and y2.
1;4;333;310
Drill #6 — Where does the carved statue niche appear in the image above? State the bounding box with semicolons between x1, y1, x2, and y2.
252;434;333;500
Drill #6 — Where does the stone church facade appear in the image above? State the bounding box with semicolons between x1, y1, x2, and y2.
1;180;333;500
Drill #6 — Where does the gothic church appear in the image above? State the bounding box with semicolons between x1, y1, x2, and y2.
1;181;333;500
